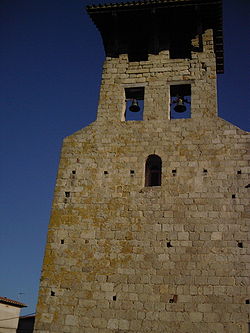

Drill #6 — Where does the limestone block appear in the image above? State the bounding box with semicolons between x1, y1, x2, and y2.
211;232;222;240
190;312;203;322
65;315;78;326
107;319;118;329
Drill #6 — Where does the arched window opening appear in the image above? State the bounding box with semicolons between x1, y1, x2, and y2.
145;155;162;187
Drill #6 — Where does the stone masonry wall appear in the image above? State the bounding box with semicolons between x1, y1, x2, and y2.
97;30;217;122
35;29;250;333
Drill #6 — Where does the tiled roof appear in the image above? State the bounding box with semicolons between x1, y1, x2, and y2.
87;0;174;10
87;0;224;73
87;0;220;11
0;296;27;308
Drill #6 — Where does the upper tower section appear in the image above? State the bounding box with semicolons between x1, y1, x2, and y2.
87;0;224;122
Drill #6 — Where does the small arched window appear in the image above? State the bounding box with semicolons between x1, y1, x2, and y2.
145;155;162;187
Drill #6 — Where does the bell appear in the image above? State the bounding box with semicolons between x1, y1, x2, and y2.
129;99;140;112
173;96;186;113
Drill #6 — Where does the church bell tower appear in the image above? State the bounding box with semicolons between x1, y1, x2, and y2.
35;1;250;332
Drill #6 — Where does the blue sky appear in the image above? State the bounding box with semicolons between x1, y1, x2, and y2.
0;0;249;316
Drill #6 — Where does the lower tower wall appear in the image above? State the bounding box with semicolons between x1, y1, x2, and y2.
35;118;250;333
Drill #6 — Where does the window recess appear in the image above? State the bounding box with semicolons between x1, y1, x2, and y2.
145;155;162;187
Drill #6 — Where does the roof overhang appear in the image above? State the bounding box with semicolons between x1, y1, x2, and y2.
87;0;224;73
0;297;27;308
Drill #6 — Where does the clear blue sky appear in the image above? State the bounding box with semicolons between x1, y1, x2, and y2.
0;0;249;316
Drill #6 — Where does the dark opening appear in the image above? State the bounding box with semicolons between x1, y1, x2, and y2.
72;170;76;175
125;87;144;121
113;295;117;301
167;241;173;248
61;239;64;244
145;155;162;187
104;171;108;175
51;291;55;296
237;170;241;175
130;170;135;175
169;295;178;303
246;300;250;304
170;34;191;59
127;12;149;62
237;242;243;248
170;84;191;119
65;192;70;198
128;40;148;62
232;194;236;199
168;8;192;59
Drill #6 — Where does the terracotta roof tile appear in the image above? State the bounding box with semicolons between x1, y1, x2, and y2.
0;296;27;308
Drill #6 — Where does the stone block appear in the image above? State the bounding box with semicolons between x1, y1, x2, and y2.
190;312;203;322
107;319;118;329
65;315;78;326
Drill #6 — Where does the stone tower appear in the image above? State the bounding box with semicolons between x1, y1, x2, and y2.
35;1;250;332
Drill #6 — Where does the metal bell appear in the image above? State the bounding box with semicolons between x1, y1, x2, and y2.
129;99;140;112
173;96;187;113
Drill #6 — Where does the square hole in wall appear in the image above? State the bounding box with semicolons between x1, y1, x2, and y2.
170;84;191;119
237;241;243;248
124;87;144;121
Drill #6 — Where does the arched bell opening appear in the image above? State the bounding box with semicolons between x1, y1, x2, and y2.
145;154;162;187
